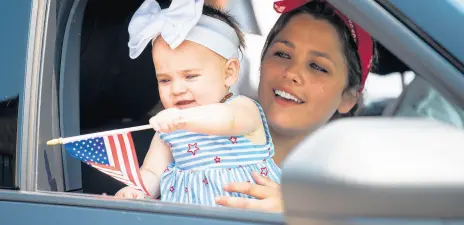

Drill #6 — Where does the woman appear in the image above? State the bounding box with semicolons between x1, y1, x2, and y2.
215;0;375;212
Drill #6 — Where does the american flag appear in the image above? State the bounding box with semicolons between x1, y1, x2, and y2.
64;132;150;196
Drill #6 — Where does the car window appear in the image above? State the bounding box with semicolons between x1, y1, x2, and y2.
0;0;32;190
394;75;464;129
0;97;18;188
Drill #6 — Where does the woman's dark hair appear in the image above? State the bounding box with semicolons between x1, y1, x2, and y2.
261;0;377;118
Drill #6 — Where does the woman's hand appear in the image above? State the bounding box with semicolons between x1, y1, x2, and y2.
215;171;283;213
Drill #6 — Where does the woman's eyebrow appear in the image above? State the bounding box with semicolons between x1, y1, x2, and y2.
273;39;294;48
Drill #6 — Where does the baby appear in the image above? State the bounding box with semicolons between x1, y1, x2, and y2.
116;0;281;206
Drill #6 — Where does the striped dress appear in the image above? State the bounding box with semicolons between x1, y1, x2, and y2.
158;95;281;206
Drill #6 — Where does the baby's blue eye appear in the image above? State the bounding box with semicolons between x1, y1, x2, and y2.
186;74;199;79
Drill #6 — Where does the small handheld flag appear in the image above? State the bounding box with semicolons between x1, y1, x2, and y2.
47;115;208;197
48;125;152;196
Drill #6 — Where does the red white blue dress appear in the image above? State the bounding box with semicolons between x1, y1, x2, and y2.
158;95;281;206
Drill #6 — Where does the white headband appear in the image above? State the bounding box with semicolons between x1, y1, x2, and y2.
128;0;240;60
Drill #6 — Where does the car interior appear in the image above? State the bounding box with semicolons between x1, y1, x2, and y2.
73;0;419;196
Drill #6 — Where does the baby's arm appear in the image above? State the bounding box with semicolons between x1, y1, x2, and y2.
116;132;173;199
140;132;173;198
181;96;262;136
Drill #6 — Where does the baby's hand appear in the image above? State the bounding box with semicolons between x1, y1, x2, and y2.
149;108;185;133
115;186;145;199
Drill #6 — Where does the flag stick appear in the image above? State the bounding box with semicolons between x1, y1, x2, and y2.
46;124;152;146
46;116;209;146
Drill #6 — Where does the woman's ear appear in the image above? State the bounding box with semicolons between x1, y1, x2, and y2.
337;89;359;114
224;58;240;87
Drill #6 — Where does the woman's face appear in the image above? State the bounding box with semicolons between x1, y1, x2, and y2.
258;14;357;136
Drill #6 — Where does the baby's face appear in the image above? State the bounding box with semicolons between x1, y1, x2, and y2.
152;38;233;109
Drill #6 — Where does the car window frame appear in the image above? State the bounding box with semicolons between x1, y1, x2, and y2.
18;0;65;192
0;190;284;225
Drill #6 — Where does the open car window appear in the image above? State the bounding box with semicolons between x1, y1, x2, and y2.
392;75;464;129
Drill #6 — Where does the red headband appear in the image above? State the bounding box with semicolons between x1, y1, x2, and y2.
274;0;373;91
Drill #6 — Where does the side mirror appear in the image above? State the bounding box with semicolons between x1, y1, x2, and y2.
281;118;464;224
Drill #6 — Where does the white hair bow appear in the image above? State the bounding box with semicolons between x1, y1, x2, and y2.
128;0;204;59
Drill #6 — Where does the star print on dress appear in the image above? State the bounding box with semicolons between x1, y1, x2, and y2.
260;167;269;176
202;178;209;185
187;143;200;156
228;136;238;144
164;167;169;172
214;156;221;163
185;187;188;193
170;186;175;192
